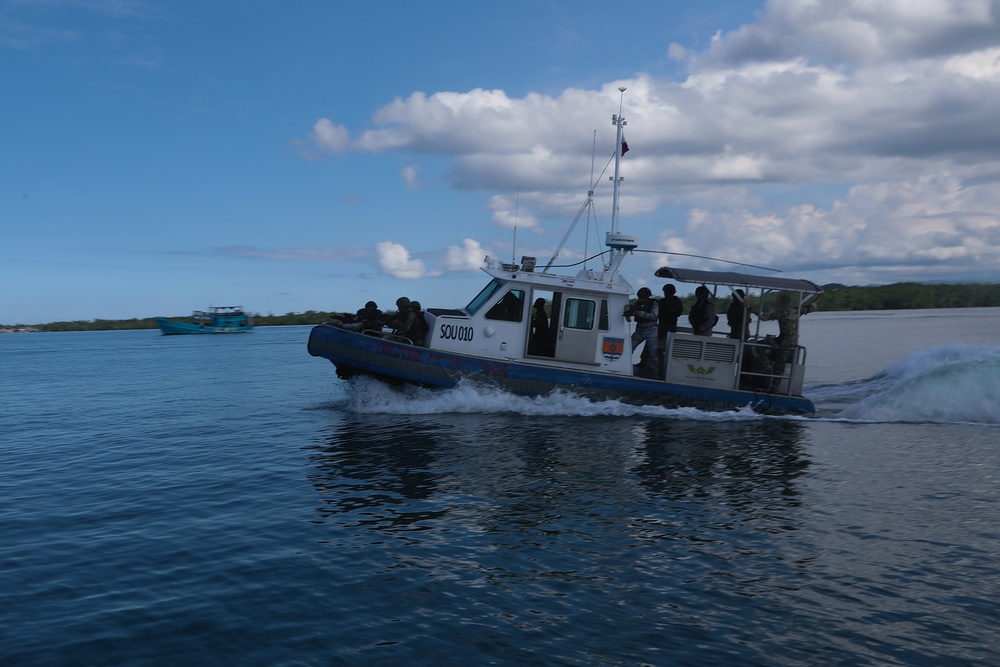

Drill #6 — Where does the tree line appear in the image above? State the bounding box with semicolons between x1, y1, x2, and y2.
810;282;999;310
4;282;998;332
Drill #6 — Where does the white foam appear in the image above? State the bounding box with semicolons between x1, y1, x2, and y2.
344;376;764;421
824;344;1000;425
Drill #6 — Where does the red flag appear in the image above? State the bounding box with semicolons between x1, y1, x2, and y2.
621;137;629;155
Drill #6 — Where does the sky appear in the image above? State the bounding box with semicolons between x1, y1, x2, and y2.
3;0;1000;324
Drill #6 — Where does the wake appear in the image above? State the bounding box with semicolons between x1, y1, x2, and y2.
343;377;763;422
332;344;1000;426
807;344;1000;425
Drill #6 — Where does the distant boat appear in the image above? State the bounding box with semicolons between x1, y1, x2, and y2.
156;306;254;335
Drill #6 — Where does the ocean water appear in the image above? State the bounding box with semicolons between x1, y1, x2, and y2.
2;309;998;666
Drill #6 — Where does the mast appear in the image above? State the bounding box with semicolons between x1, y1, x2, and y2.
610;88;626;234
602;87;637;280
542;87;637;278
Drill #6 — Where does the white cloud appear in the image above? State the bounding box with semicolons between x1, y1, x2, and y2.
486;194;539;230
445;238;486;271
401;164;420;189
376;241;427;279
311;118;351;153
656;172;1000;283
668;42;687;61
943;45;1000;79
305;0;1000;285
699;0;1000;67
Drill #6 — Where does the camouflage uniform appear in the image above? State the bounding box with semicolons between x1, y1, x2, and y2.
629;296;660;376
394;309;417;338
407;301;428;346
757;301;819;349
757;297;820;388
390;297;418;341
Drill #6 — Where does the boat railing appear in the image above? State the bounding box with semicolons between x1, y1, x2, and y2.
737;339;807;395
383;332;415;345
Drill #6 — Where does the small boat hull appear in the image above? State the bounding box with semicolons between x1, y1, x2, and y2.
307;324;815;414
155;318;253;335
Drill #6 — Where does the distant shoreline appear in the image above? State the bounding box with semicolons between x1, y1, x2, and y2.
4;282;998;332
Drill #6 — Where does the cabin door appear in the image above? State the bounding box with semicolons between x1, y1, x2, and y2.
552;295;599;364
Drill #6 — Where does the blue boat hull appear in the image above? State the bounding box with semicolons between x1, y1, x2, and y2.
155;318;254;335
307;323;815;414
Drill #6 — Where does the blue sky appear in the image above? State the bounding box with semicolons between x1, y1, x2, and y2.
4;0;999;324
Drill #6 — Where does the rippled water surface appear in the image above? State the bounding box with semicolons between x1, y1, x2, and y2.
2;311;998;666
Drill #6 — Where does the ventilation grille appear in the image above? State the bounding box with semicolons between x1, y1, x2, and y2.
705;342;736;363
671;339;703;359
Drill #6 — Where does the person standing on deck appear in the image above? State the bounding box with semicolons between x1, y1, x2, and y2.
688;286;716;336
647;283;684;369
726;289;751;341
625;287;660;377
658;284;684;339
751;291;823;389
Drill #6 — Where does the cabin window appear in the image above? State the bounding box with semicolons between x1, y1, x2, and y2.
599;299;609;331
466;279;502;315
486;289;525;322
563;298;596;330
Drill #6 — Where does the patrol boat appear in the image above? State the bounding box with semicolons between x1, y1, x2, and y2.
307;103;821;414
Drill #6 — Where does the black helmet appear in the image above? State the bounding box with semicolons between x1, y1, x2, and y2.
637;287;652;299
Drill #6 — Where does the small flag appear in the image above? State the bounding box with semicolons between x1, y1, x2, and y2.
621;137;629;155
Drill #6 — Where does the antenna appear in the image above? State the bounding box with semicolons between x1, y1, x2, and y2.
511;186;519;264
584;130;597;270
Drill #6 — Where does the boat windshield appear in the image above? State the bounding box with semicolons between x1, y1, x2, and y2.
466;278;503;315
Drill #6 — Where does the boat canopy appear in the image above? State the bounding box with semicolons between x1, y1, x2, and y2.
654;267;822;295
